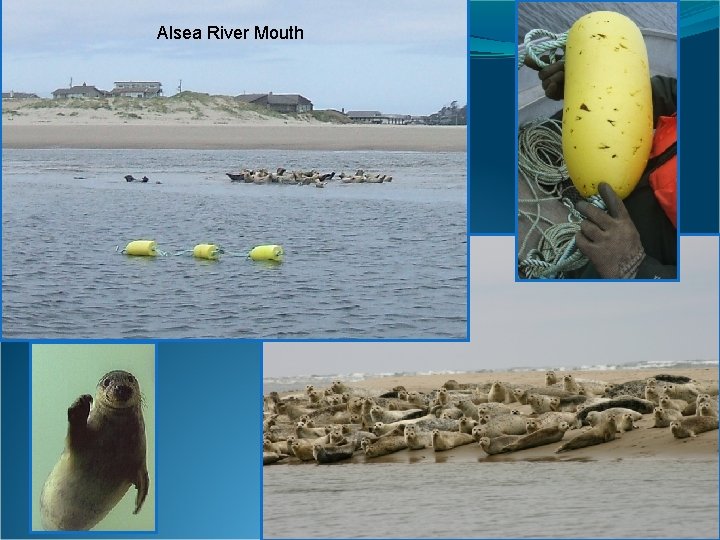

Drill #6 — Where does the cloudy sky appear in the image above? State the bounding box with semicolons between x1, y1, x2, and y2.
265;236;719;376
2;0;466;115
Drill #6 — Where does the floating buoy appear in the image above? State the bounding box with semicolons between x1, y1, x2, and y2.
562;11;653;199
193;243;221;260
248;244;284;262
123;240;157;257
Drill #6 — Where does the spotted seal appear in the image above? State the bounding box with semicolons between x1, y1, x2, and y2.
40;371;149;531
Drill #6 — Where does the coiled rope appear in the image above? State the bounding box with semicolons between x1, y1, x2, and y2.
518;29;567;69
518;29;607;278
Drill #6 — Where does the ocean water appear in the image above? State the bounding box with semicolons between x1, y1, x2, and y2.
264;459;718;538
2;148;466;339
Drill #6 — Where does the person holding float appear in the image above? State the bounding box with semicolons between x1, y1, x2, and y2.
527;11;677;279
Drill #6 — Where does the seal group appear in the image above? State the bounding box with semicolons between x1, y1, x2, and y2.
263;372;718;464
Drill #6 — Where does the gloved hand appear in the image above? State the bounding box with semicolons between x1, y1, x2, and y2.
524;57;565;101
575;183;646;279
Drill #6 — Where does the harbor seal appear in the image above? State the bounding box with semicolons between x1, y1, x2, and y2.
556;416;618;453
501;422;570;453
478;435;521;455
312;442;355;464
403;425;427;450
652;407;683;428
40;371;149;531
545;371;558;386
360;436;408;457
431;429;475;452
670;416;719;439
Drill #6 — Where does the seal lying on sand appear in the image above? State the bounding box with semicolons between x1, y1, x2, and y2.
670;417;719;439
40;371;149;531
501;422;570;453
556;416;618;453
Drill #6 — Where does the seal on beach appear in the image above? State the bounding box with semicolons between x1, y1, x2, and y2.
478;435;521;455
556;416;618;453
403;425;427;450
576;397;655;423
360;436;408;457
670;417;719;439
264;451;289;465
431;429;475;452
40;371;149;531
652;406;683;428
312;442;355;464
501;422;570;453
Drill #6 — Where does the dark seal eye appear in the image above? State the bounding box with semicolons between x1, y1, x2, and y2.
102;379;111;387
128;375;135;383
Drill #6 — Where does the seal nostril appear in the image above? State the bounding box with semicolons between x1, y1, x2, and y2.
115;385;132;401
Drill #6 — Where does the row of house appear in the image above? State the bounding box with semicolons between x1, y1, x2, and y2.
28;82;463;123
51;82;163;99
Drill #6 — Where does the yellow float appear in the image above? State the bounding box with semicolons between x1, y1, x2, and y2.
123;240;157;257
248;244;284;262
193;243;221;260
562;11;653;199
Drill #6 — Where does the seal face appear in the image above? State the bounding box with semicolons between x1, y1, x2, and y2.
40;370;149;531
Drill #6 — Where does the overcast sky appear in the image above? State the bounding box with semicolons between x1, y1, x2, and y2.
265;236;719;377
2;0;466;115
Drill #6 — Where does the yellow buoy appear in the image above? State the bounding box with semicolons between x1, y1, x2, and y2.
124;240;157;257
562;11;653;199
193;243;220;260
248;244;284;262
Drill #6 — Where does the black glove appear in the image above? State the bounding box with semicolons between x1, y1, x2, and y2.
524;57;565;101
575;183;646;279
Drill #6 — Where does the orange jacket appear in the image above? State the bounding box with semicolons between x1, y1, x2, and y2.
648;113;677;227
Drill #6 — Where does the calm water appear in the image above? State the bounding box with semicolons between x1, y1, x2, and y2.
2;148;466;339
264;459;718;538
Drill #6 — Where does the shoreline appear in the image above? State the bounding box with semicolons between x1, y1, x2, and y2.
266;366;719;464
1;124;467;151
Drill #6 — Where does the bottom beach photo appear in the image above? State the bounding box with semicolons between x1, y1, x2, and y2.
262;236;719;539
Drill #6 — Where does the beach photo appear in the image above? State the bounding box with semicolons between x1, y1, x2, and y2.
31;343;155;532
263;236;718;538
517;2;677;279
2;1;467;339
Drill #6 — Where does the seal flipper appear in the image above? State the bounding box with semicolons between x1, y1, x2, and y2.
133;466;149;514
67;394;93;449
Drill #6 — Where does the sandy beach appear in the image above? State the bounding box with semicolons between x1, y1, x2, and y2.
266;367;719;464
1;98;466;151
2;124;466;151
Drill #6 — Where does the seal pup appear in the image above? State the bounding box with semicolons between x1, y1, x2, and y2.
545;371;558;386
431;429;474;452
40;371;149;531
502;422;570;453
670;417;719;439
556;416;618;453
